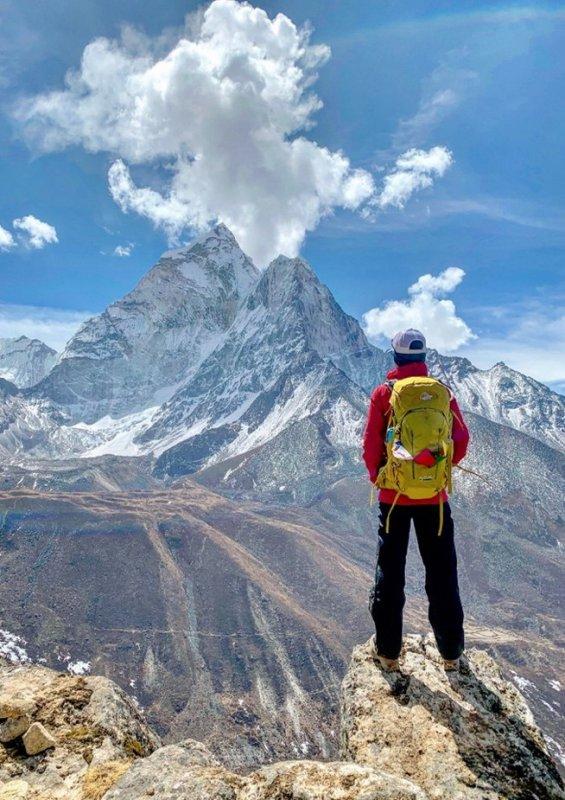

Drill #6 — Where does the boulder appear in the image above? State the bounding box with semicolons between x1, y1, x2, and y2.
101;740;241;800
22;722;56;756
0;717;30;743
83;677;160;754
340;635;564;800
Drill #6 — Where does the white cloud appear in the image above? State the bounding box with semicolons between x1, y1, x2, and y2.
376;146;453;210
408;267;465;295
362;266;474;352
393;88;459;149
108;161;191;240
113;242;134;257
0;303;91;351
390;58;478;153
12;215;58;249
0;225;15;251
15;0;451;266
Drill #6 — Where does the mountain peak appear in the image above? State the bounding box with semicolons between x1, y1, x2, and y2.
162;222;240;261
0;335;57;389
35;225;259;421
249;254;323;310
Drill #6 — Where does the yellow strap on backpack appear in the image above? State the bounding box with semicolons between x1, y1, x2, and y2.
385;490;401;534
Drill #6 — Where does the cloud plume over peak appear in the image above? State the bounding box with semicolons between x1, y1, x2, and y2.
363;266;474;352
16;0;452;265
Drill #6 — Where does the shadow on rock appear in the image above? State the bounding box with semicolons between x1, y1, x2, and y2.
341;634;564;800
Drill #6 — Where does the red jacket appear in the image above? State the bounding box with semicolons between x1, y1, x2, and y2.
362;361;470;505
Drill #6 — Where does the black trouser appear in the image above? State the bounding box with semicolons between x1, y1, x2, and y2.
369;502;464;660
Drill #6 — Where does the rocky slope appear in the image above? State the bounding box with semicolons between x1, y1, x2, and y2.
0;635;562;800
0;483;354;768
341;635;564;800
0;337;57;390
0;470;562;770
0;656;159;800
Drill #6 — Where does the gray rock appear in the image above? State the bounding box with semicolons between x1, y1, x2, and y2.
240;760;426;799
102;741;240;799
84;675;161;753
0;716;30;743
22;722;56;755
341;634;565;800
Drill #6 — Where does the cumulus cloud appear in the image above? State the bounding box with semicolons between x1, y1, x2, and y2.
0;225;15;251
15;0;451;265
113;242;134;257
376;147;453;210
12;215;58;249
0;303;91;351
362;267;474;352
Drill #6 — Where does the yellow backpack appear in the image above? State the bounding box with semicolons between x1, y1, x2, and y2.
376;376;453;534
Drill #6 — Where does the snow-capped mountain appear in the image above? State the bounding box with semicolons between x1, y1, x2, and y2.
427;351;565;452
135;255;370;462
34;224;259;422
0;225;562;465
0;336;57;388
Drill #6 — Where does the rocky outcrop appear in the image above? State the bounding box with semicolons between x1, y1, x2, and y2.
0;660;159;800
1;635;563;800
239;761;425;800
341;635;564;800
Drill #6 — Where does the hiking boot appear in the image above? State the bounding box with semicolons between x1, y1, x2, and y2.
370;636;400;671
443;658;459;672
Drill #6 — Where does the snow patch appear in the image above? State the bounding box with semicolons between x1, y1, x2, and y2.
510;672;536;692
0;629;30;664
68;660;91;675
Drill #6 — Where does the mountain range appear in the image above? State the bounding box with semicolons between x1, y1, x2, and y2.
0;224;563;768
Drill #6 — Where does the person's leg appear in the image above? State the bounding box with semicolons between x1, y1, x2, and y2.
369;503;411;659
413;503;465;660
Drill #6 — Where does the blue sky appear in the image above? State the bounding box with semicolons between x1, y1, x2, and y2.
0;1;564;391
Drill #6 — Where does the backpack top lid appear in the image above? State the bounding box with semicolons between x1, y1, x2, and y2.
389;375;452;419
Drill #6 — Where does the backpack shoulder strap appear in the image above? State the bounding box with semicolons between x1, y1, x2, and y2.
428;374;454;399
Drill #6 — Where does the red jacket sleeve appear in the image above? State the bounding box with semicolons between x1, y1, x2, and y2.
362;385;391;482
450;396;470;465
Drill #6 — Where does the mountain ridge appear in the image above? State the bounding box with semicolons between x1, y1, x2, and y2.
0;225;562;463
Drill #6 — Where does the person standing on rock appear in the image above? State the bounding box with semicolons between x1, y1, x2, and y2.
363;329;470;672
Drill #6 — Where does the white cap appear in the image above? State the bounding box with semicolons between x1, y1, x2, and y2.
391;329;427;355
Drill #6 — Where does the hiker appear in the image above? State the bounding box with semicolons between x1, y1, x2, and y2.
363;329;470;672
